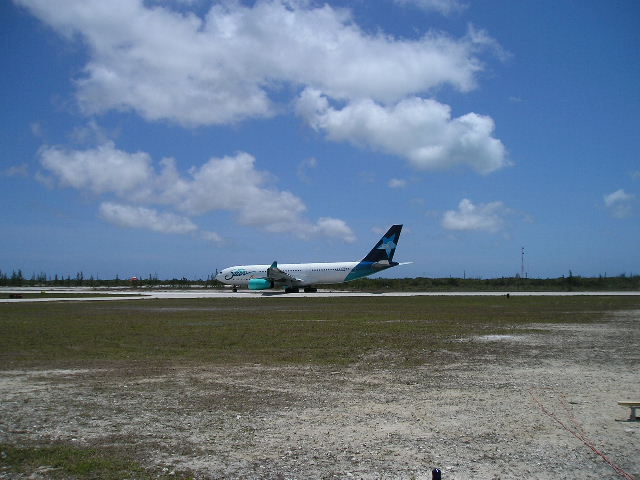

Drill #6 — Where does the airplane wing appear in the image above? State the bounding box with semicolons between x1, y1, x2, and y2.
266;261;300;282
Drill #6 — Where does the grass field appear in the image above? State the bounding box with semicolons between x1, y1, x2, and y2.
1;295;639;479
0;443;173;480
2;295;639;369
1;292;145;299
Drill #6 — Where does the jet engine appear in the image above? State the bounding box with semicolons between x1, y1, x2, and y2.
248;278;273;290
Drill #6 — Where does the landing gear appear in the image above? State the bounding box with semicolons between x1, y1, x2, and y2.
284;287;300;294
304;286;317;293
232;286;238;292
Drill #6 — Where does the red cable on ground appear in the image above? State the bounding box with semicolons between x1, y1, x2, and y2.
529;388;636;480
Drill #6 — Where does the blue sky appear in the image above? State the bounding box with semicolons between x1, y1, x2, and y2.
2;0;639;280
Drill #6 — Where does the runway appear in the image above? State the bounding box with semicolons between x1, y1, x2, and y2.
1;287;639;302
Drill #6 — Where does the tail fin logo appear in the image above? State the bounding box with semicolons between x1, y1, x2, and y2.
377;235;397;258
361;224;403;263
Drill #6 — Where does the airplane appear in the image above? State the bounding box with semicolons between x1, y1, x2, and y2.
215;225;409;293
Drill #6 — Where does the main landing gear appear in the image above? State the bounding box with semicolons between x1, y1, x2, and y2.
283;286;317;293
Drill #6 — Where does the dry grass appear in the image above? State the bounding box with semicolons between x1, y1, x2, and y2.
1;296;639;479
2;296;638;370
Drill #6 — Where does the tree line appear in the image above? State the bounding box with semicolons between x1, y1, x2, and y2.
1;269;638;291
0;270;223;289
324;274;640;292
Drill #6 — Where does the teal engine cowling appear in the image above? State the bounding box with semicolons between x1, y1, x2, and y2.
248;278;273;290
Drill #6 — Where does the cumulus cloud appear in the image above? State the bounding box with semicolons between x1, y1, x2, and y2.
16;0;509;175
200;231;224;244
30;122;43;138
297;90;509;174
15;0;496;125
442;198;510;232
312;217;357;243
394;0;466;15
603;189;635;219
38;142;354;241
68;120;111;145
39;142;153;195
297;157;317;184
1;164;28;177
99;202;198;234
388;178;407;188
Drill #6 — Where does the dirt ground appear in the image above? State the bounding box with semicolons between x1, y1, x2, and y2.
1;310;638;479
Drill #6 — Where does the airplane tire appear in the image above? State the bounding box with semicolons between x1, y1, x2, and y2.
285;287;299;294
304;287;317;293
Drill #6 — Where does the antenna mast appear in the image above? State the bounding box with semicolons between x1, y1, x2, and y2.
521;247;525;278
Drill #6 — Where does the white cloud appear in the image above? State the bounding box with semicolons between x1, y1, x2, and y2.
603;189;635;219
39;142;153;195
1;164;28;177
312;217;357;243
68;120;111;145
442;198;510;232
297;90;509;174
167;152;317;236
99;202;198;234
394;0;466;15
388;178;407;188
15;0;496;125
30;122;43;138
38;142;354;241
297;157;317;184
17;0;508;176
201;231;224;244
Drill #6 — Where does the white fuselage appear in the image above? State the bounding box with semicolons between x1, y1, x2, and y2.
216;262;360;287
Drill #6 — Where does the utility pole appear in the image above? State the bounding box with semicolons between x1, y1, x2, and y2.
521;247;525;278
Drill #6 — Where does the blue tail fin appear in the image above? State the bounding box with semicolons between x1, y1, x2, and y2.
361;225;403;263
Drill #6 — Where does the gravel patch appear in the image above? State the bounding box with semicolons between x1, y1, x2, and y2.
1;312;638;479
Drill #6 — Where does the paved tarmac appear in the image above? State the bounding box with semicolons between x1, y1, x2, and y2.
1;287;639;302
